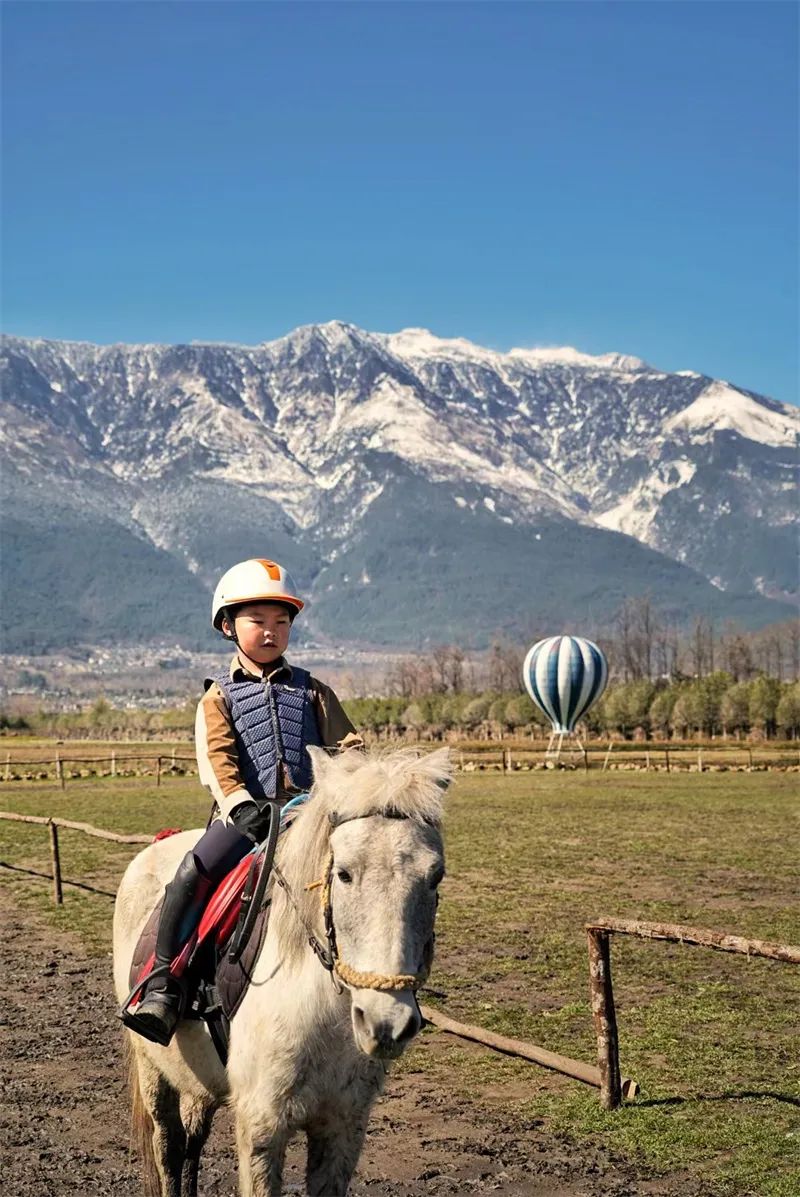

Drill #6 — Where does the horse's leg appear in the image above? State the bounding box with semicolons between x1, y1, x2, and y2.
148;1077;187;1197
235;1108;288;1197
179;1094;214;1197
134;1051;187;1197
305;1106;370;1197
130;1048;188;1197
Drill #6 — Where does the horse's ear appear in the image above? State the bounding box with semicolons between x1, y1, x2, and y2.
307;744;332;784
421;746;453;792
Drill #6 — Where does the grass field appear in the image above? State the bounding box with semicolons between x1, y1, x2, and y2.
1;769;798;1195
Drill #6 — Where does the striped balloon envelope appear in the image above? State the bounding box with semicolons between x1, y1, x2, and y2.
522;635;609;734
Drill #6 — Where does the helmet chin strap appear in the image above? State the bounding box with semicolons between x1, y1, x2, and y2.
221;607;240;646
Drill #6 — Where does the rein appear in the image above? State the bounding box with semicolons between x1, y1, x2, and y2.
272;816;432;994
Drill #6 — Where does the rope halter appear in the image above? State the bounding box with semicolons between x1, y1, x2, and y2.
304;848;432;993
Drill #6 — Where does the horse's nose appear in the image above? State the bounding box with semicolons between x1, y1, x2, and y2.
391;1008;421;1047
352;1002;421;1058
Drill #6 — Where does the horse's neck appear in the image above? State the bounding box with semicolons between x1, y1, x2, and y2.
251;883;343;1022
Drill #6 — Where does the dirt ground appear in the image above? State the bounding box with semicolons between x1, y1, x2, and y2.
0;896;706;1197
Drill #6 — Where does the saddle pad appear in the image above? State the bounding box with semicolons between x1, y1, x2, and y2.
128;886;271;1022
129;898;163;991
215;899;271;1019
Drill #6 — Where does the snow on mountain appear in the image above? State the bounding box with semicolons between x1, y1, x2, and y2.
508;345;649;372
596;459;698;541
663;380;799;448
384;327;501;362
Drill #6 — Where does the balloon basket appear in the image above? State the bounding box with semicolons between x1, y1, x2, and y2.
545;732;585;766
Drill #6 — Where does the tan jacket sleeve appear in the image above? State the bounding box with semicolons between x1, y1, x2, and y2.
310;677;363;750
195;684;252;821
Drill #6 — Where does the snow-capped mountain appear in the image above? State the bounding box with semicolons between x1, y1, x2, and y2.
1;323;796;651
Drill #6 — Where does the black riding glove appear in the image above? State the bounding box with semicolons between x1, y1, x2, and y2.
228;801;273;845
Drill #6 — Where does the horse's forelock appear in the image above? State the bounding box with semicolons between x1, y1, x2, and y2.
325;747;449;827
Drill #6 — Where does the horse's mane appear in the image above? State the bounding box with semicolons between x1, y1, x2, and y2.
274;746;450;964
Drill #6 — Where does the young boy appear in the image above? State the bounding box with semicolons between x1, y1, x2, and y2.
124;557;360;1046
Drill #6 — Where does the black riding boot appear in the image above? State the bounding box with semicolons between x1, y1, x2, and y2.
124;851;215;1046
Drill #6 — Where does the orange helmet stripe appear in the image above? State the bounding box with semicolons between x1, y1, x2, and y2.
254;558;282;581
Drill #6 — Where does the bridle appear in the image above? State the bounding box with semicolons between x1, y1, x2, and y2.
272;810;436;994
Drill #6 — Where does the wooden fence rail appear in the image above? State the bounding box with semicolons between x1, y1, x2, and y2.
1;746;797;787
0;809;152;905
2;754;197;787
1;757;196;765
420;1004;638;1099
585;917;800;1110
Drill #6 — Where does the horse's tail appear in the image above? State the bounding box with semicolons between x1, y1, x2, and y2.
126;1037;162;1197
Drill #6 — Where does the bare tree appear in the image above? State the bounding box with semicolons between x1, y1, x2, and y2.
784;619;800;682
431;647;451;694
689;616;714;678
446;646;465;693
428;645;467;694
615;600;634;682
485;639;524;693
613;596;660;680
720;622;749;681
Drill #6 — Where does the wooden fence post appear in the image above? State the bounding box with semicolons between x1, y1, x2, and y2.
602;742;614;771
156;756;162;786
48;819;63;905
56;754;65;790
665;748;670;773
697;748;703;773
645;750;650;771
747;747;753;771
587;928;622;1110
4;752;10;781
111;751;116;777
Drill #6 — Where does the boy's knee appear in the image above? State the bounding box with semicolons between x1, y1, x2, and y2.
193;818;253;881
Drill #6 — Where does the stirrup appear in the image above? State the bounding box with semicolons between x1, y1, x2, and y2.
121;985;183;1046
118;963;184;1045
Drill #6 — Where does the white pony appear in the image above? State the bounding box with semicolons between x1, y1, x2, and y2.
113;745;449;1197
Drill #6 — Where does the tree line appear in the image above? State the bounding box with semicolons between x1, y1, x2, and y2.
3;606;798;741
379;609;800;697
3;676;799;741
344;675;800;741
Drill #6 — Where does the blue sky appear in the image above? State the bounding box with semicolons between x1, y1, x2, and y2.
2;1;797;402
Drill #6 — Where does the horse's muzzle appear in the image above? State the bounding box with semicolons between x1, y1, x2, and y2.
351;994;421;1059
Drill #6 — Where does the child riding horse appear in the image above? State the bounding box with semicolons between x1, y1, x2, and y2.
123;557;360;1045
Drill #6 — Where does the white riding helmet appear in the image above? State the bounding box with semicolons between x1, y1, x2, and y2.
211;559;305;630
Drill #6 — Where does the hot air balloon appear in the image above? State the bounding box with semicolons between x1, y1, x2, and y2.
523;635;608;755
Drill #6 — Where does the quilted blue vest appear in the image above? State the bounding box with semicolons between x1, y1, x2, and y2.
208;666;322;801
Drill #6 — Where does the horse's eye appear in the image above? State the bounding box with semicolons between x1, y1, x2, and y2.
337;868;353;885
429;867;445;890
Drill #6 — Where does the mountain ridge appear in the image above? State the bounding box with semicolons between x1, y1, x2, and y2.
1;324;796;652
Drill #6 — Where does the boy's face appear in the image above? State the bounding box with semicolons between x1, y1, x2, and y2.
224;602;292;667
